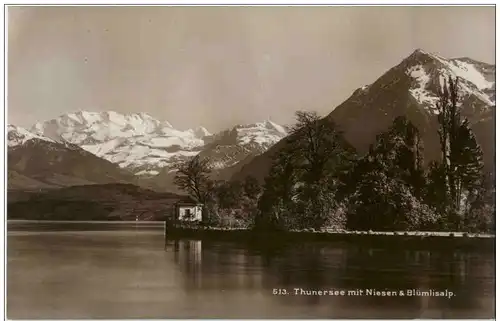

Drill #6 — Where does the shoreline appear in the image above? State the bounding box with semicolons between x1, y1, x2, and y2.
7;220;495;250
6;219;165;224
7;220;495;237
167;227;495;251
171;226;495;238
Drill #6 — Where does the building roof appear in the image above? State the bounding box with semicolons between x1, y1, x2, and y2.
174;194;199;204
176;202;202;206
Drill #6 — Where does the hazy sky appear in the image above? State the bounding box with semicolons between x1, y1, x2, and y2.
8;6;495;132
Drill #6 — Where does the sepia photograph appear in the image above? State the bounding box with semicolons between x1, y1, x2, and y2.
5;4;496;319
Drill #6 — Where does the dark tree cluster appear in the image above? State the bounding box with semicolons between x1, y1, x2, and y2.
174;77;494;233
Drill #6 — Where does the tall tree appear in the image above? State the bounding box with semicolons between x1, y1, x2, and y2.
256;111;354;231
174;155;213;221
290;111;355;229
342;116;437;231
371;116;426;198
434;77;484;226
289;111;352;183
464;172;495;233
256;147;298;230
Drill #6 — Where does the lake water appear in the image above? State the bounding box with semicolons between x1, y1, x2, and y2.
7;221;495;319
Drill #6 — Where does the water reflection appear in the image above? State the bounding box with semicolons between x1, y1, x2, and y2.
173;240;203;288
169;239;494;319
7;222;494;319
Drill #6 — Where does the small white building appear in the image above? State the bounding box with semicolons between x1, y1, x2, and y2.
175;198;203;222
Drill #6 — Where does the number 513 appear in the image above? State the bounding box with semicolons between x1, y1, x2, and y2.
273;288;288;295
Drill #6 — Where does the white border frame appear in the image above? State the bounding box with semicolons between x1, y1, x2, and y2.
0;2;497;321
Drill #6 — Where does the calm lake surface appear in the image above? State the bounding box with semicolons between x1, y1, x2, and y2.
7;221;495;319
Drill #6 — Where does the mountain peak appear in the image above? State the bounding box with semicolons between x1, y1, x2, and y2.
233;51;495;183
8;124;55;147
187;126;211;139
404;48;446;66
136;112;152;118
410;48;429;56
194;126;211;137
229;120;288;147
387;49;496;110
262;119;288;135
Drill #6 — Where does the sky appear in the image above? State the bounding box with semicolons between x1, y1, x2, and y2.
8;6;495;132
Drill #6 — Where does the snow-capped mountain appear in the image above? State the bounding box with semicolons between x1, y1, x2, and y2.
329;49;495;163
29;111;287;183
8;124;138;189
31;111;209;143
233;49;496;182
201;120;288;170
8;124;55;148
402;49;494;115
234;120;288;146
32;111;212;176
137;119;288;191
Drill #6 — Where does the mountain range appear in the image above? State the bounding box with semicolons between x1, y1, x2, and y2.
8;49;495;193
31;111;211;176
8;112;288;191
